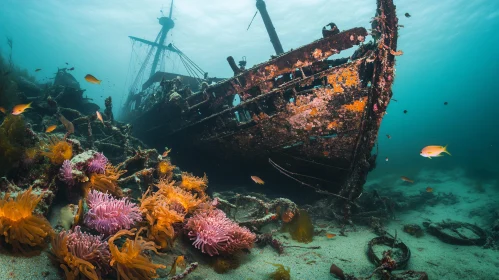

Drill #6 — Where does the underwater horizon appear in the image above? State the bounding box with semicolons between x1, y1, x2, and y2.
0;0;498;279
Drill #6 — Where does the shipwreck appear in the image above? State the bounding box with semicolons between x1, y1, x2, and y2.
121;0;399;213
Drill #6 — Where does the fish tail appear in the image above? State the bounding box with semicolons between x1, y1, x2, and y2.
97;80;101;84
27;102;32;108
443;145;451;156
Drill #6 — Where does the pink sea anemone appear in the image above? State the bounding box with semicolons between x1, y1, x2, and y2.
87;152;108;174
59;160;75;186
185;208;256;256
84;190;142;235
52;226;111;279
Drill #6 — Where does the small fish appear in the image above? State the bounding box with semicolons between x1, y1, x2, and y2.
401;176;414;183
35;68;42;72
85;74;101;84
386;134;391;139
11;102;32;115
162;149;171;157
68;67;74;71
392;98;398;102
403;110;408;114
385;157;389;161
426;187;433;193
420;145;451;159
0;107;6;114
405;13;411;18
251;176;264;185
390;50;404;56
326;233;336;238
167;255;186;276
444;101;448;105
96;111;104;124
65;62;68;65
45;125;57;133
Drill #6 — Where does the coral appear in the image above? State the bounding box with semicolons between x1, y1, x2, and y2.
157;160;175;178
156;180;204;214
87;152;108;174
268;263;291;280
83;164;125;197
185;208;256;256
109;228;166;280
283;209;314;243
84;190;142;235
343;97;368;113
42;136;73;165
0;187;53;252
327;67;360;94
51;226;110;280
59;160;75;186
0;115;26;175
180;172;208;193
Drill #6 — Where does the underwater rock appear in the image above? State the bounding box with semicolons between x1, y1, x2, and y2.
330;263;345;280
403;224;424;237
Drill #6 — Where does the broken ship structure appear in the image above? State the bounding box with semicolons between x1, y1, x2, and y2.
121;0;399;214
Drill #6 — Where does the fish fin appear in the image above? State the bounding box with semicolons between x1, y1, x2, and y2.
443;145;451;156
27;102;32;108
97;80;101;84
428;157;432;159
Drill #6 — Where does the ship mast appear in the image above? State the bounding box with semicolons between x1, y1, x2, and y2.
256;0;284;55
150;1;175;77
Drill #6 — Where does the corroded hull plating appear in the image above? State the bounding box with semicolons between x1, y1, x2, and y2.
128;0;398;196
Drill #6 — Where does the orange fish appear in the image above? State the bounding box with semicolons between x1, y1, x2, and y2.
85;74;101;84
326;233;336;238
251;176;264;184
45;125;57;133
168;255;186;276
426;187;433;193
12;102;32;115
96;111;104;124
401;176;414;183
0;106;6;114
420;145;451;159
162;149;171;157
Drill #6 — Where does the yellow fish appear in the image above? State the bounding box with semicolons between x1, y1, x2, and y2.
12;102;32;115
401;176;414;183
426;186;434;193
85;74;101;84
45;125;57;133
420;145;451;159
167;255;186;276
0;106;6;114
251;176;265;184
96;111;104;124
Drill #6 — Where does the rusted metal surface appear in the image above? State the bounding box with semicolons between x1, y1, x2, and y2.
128;0;398;198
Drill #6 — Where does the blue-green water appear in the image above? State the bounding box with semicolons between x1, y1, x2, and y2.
0;0;498;279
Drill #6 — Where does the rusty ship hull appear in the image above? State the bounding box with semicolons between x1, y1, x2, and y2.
126;0;398;196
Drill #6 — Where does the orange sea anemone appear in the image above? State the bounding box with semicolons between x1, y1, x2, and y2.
179;172;208;193
42;136;73;165
156;180;204;214
140;188;185;249
83;164;125;197
0;187;53;253
157;160;175;179
109;228;166;280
